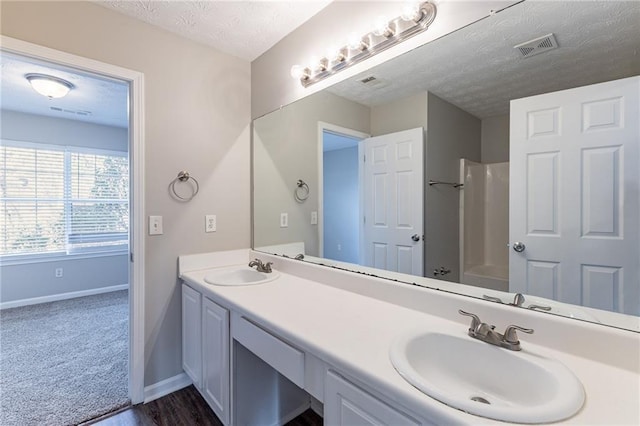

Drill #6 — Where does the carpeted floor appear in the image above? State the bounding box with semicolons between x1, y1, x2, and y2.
0;290;130;425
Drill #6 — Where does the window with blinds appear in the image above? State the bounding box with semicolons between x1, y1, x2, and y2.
0;141;129;258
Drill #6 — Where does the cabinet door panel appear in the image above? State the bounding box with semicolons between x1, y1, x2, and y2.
182;284;201;389
325;371;423;426
202;297;230;424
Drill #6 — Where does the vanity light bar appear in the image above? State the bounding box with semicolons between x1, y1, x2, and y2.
292;2;437;88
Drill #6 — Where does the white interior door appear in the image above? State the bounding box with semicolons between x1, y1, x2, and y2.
510;76;639;315
361;127;424;276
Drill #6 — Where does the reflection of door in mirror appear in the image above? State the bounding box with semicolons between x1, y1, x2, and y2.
361;128;424;276
510;76;639;316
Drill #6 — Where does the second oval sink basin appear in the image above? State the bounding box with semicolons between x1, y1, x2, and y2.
204;266;279;286
390;332;585;423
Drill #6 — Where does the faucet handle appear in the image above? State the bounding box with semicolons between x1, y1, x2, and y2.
528;304;552;312
482;294;504;303
458;310;482;333
511;293;526;307
264;262;273;272
503;324;534;344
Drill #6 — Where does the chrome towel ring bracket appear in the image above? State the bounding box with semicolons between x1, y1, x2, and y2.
294;179;309;203
170;171;199;202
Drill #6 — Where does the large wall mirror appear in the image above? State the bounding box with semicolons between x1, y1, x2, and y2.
253;1;640;332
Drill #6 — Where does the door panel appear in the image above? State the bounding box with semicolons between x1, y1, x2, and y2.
362;127;424;276
510;76;639;315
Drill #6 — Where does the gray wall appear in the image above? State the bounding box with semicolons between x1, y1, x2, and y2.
1;1;251;387
426;93;481;282
0;110;130;303
253;91;370;256
370;92;428;137
481;114;510;163
323;146;359;263
1;255;128;302
1;110;128;152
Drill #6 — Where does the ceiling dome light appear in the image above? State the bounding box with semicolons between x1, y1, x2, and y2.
25;73;74;99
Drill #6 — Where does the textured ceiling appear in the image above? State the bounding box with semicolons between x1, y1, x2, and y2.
0;52;129;128
94;0;332;61
327;1;640;119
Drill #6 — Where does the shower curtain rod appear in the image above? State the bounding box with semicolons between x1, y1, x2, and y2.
428;179;464;189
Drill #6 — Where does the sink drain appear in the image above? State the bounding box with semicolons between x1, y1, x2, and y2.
470;396;491;405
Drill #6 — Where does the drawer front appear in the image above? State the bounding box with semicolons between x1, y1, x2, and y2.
232;315;305;388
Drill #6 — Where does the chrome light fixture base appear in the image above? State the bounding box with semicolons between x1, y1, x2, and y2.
297;2;437;87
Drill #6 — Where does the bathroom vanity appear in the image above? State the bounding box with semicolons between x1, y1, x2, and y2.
179;249;639;425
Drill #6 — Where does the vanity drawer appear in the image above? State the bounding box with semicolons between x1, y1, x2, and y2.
232;314;305;388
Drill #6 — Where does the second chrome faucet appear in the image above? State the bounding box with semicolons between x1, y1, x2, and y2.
459;309;533;351
248;258;273;273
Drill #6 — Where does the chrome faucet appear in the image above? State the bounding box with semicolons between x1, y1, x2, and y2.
248;258;273;273
458;310;534;351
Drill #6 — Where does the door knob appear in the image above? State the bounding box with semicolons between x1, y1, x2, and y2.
512;242;526;253
411;234;421;242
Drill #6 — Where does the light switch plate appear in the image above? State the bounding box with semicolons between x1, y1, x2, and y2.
311;211;318;225
149;215;163;235
205;215;217;232
280;212;288;228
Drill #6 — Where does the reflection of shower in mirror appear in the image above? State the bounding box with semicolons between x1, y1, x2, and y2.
459;159;509;292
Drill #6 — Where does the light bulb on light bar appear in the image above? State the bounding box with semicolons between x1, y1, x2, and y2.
373;16;394;38
292;1;437;88
326;46;346;63
290;65;309;80
347;33;368;51
401;2;422;22
25;73;74;99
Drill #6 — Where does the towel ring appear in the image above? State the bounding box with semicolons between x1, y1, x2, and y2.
294;179;309;203
170;171;199;201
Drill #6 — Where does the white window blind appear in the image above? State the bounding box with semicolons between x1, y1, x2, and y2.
1;141;129;258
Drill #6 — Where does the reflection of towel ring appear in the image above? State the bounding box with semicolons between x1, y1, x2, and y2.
170;171;199;202
294;179;309;203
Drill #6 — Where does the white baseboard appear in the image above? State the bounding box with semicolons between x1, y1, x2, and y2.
0;284;129;310
143;372;192;404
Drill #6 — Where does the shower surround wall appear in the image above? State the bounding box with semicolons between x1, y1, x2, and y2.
460;159;509;291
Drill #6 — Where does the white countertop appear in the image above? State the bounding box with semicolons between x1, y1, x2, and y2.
179;251;640;425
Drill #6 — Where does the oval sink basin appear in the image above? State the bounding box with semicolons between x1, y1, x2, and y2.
204;266;279;286
390;332;585;423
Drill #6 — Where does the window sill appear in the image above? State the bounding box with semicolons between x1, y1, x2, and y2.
0;249;129;266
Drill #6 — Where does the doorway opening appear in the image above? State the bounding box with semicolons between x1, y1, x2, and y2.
0;36;144;424
317;123;368;262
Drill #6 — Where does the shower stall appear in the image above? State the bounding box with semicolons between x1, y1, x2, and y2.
459;159;509;291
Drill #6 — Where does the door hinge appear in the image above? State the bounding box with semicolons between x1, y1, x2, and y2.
363;154;366;162
130;252;134;262
363;216;366;224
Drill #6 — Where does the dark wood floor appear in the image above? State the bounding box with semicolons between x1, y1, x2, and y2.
83;385;322;426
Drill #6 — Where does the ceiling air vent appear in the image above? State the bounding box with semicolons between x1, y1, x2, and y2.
358;75;389;89
50;106;92;117
514;33;558;58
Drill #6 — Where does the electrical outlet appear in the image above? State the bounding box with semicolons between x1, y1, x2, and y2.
205;215;217;232
55;268;63;278
311;211;318;225
149;215;163;235
280;212;288;228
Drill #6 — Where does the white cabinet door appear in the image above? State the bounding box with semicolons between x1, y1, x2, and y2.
182;284;202;389
324;371;423;426
510;76;639;314
202;297;230;425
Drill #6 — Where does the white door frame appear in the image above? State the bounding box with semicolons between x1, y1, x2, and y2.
1;35;146;404
317;122;369;258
